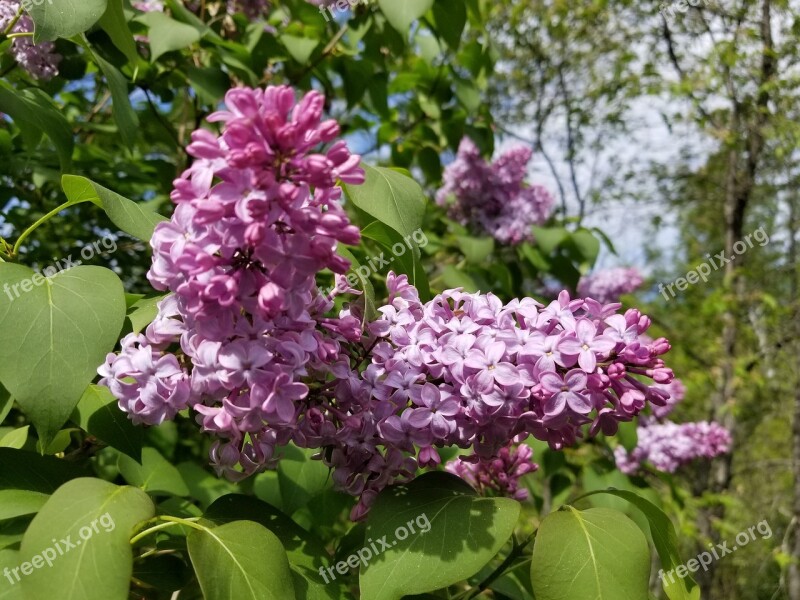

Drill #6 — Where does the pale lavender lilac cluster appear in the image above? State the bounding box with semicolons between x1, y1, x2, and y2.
651;378;686;419
327;282;675;516
615;419;731;474
614;376;731;474
577;267;644;304
445;443;537;500
436;138;554;245
99;85;678;519
0;0;61;80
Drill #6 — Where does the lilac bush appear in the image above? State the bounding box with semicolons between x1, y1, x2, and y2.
99;85;679;520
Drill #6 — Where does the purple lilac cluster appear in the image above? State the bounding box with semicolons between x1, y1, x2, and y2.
651;378;686;419
326;280;675;515
577;267;644;304
436;138;554;245
614;376;731;474
0;1;61;80
100;83;364;482
615;419;731;474
445;443;537;501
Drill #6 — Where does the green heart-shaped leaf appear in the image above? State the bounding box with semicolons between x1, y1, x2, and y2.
360;472;520;600
530;506;650;600
0;265;125;446
378;0;434;34
344;164;427;239
19;478;155;600
187;520;296;600
28;0;108;42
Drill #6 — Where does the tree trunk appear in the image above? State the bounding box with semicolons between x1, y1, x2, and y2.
699;2;774;596
787;191;800;600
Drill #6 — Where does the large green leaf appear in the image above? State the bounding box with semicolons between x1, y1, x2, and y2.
18;478;155;600
71;384;143;461
90;51;139;147
378;0;434;34
0;265;126;446
98;0;138;65
569;228;601;265
28;0;108;42
530;506;651;600
344;164;427;239
531;226;569;255
118;447;190;496
204;495;327;571
576;489;701;600
0;82;73;170
137;12;201;62
187;520;296;600
432;0;467;50
62;175;167;242
360;472;520;600
280;34;320;64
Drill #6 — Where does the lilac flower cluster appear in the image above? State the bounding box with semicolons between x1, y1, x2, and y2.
651;378;686;419
614;375;730;474
0;1;61;80
615;419;731;474
100;84;364;482
99;84;678;519
445;443;537;500
577;267;644;304
368;282;675;454
326;280;675;515
436;138;554;245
